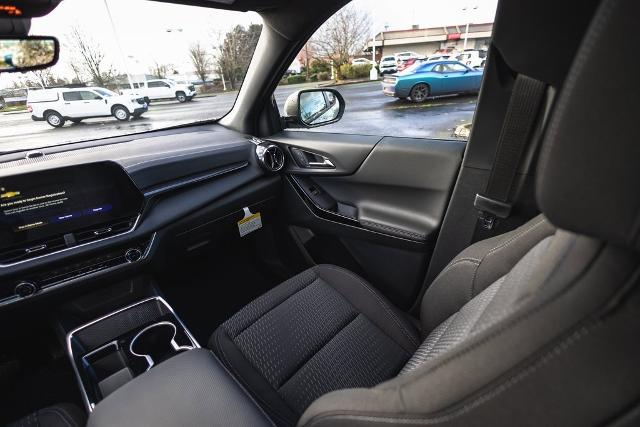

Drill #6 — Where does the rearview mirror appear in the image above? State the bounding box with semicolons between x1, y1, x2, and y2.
0;37;59;73
284;89;345;128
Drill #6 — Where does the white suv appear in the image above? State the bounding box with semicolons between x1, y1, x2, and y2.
456;49;488;68
121;79;197;103
378;55;397;74
27;87;148;128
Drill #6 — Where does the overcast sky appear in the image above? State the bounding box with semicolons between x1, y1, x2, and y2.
1;0;497;89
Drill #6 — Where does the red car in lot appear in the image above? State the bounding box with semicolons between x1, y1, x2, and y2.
396;57;426;72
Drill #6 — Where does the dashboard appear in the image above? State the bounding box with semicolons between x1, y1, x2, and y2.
0;162;144;261
0;124;279;307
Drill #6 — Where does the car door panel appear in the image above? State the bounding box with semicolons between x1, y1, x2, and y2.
63;99;84;117
271;132;465;308
427;73;444;95
269;131;381;175
282;177;431;308
312;137;464;241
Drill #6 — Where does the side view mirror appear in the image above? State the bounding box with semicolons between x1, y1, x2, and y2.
283;89;345;128
0;36;59;72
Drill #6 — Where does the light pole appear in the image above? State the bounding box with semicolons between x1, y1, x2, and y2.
103;0;134;89
462;5;479;51
369;11;379;81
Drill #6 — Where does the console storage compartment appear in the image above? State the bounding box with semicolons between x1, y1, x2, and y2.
67;296;198;410
87;349;272;427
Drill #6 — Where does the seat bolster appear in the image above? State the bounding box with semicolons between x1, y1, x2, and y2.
421;215;556;333
313;264;420;353
299;239;640;427
212;327;299;427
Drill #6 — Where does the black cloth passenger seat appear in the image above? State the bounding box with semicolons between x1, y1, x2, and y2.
210;0;640;425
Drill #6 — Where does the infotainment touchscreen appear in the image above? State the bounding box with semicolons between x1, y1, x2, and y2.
0;162;144;250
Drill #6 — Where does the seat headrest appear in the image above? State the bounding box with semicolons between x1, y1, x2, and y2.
536;0;640;250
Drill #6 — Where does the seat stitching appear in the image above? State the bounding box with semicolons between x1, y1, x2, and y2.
214;329;295;425
487;217;547;256
471;218;548;298
303;323;595;426
360;220;427;241
229;275;320;339
317;265;419;347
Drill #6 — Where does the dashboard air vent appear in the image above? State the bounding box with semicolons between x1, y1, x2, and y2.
74;216;137;244
0;216;137;266
256;144;285;172
0;236;67;265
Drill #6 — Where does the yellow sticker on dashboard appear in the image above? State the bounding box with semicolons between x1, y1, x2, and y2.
238;207;262;237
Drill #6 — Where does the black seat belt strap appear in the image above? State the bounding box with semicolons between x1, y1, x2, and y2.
475;74;546;230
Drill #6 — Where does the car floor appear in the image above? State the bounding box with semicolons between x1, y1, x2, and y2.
0;326;84;425
157;230;288;345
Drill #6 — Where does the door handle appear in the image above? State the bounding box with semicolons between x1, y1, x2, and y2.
64;102;70;105
308;158;335;168
290;147;335;169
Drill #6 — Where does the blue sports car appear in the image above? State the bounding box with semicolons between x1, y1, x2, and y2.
382;60;483;103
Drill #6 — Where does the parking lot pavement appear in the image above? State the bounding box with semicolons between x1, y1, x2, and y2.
0;81;475;153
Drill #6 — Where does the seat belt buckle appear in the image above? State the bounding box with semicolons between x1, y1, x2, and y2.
478;211;498;230
474;194;512;230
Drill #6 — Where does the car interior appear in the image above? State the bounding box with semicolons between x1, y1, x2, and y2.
1;0;639;426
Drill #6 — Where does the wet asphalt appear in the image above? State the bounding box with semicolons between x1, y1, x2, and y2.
0;81;476;152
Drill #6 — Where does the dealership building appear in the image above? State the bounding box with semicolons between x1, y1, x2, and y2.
364;22;493;60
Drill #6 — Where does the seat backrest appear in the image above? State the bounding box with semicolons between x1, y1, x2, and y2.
298;0;640;425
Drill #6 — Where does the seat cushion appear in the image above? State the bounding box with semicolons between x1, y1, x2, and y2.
7;403;86;427
209;264;420;426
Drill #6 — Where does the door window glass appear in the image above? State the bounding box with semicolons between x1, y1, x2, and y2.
79;91;102;100
63;92;82;101
274;1;497;140
447;63;468;72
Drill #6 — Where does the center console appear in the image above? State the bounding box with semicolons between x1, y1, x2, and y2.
65;295;272;427
67;296;199;410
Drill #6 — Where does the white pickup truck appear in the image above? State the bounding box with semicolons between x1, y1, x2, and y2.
121;79;197;103
27;87;147;128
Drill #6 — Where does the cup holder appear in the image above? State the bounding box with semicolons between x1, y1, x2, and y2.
129;321;194;370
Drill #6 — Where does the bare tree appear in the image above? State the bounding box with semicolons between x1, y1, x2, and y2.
29;69;67;88
188;42;210;83
67;25;116;86
150;61;172;79
68;61;84;84
311;4;371;74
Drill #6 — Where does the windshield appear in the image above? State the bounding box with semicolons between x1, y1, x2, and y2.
94;88;115;97
0;0;262;153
